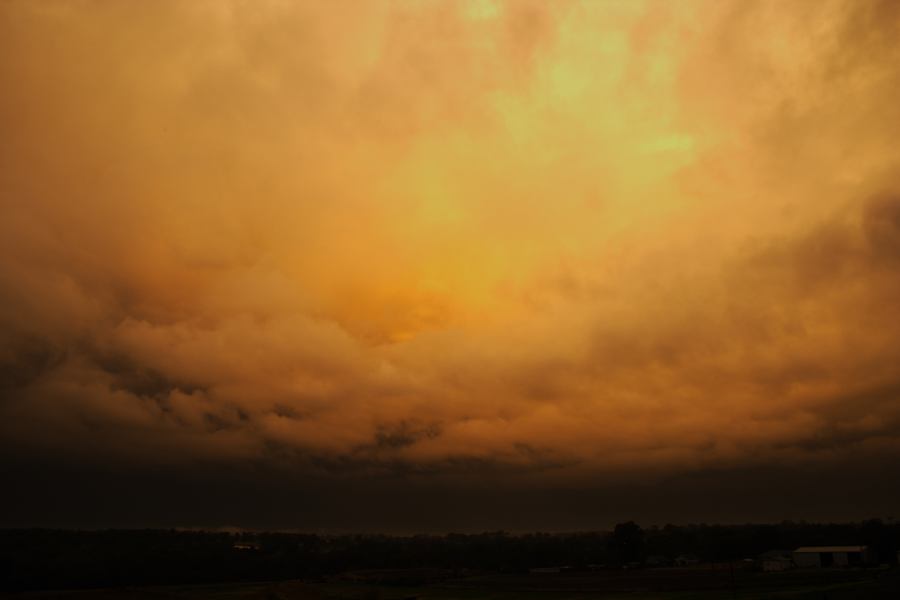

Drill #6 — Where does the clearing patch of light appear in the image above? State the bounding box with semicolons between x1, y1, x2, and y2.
465;0;500;21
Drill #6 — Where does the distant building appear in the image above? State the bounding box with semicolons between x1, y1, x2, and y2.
529;567;559;574
674;554;700;566
233;541;261;551
758;550;793;571
529;566;567;574
793;546;872;568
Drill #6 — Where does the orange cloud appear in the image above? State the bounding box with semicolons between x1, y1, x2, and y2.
1;0;900;513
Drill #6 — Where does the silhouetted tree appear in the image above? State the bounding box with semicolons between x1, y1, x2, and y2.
610;521;644;564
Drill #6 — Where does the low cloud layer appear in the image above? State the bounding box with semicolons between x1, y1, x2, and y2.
2;0;900;529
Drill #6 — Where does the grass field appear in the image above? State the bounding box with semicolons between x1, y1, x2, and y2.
5;567;899;600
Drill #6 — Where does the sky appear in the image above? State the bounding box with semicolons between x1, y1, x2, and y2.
2;0;900;532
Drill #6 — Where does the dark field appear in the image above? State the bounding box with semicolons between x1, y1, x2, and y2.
6;567;900;600
3;525;898;599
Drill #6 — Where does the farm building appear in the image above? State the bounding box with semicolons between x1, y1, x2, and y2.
793;546;872;568
758;550;793;571
674;554;700;566
232;541;261;551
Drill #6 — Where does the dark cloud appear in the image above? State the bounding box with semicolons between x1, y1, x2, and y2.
373;421;443;451
0;335;66;392
864;193;900;263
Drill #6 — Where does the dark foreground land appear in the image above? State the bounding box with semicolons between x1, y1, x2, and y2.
2;522;898;599
4;567;900;600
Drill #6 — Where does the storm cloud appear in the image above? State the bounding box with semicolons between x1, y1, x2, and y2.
2;0;900;529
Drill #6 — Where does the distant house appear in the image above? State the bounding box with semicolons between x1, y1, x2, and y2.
758;550;793;571
674;554;700;566
233;541;261;551
529;566;568;574
793;546;872;568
